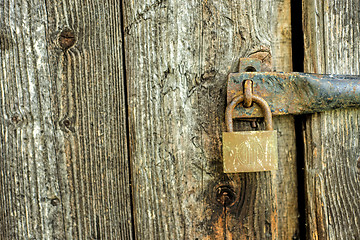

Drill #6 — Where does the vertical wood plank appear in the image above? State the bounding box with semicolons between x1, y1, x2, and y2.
303;0;360;239
123;0;299;239
0;1;133;239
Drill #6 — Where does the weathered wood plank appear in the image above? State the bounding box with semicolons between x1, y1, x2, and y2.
303;0;360;239
0;1;133;239
123;0;299;239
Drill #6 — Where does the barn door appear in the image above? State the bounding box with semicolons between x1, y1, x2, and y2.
1;0;360;239
0;1;133;239
123;0;299;239
124;0;360;238
302;0;360;238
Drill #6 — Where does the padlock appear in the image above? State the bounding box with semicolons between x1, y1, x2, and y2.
223;94;278;173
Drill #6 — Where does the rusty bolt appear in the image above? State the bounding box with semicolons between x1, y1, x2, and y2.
58;29;76;49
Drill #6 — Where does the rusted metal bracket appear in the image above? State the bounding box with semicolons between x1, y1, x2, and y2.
228;58;360;118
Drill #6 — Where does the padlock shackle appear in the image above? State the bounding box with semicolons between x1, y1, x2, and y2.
225;95;273;132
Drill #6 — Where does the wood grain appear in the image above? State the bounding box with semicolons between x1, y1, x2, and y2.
303;0;360;239
0;1;133;239
123;0;299;239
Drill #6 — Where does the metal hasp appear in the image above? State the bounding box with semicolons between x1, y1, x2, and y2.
228;59;360;118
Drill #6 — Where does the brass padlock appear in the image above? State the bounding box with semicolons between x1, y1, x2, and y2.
223;94;278;173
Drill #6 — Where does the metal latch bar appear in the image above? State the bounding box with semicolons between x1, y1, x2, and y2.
228;65;360;118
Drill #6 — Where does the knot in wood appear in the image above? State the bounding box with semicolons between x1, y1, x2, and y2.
59;29;76;49
216;186;236;207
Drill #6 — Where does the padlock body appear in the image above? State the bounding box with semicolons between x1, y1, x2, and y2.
223;130;278;173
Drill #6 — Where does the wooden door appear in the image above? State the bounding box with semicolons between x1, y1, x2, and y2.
0;0;359;239
123;0;298;239
303;0;360;238
0;1;133;239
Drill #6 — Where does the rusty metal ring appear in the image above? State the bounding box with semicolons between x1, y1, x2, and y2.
243;80;253;108
225;94;273;132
